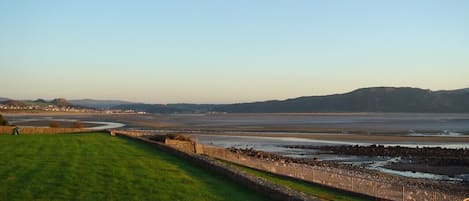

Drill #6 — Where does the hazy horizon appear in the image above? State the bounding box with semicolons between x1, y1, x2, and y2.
1;1;468;103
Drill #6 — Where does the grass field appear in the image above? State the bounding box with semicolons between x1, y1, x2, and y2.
0;133;268;201
221;161;371;201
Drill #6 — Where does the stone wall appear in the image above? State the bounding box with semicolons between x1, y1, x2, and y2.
162;137;465;201
108;130;144;137
198;144;464;201
116;133;321;201
0;126;93;134
165;139;196;153
111;130;467;201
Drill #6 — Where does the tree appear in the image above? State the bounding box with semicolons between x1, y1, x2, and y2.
0;114;8;126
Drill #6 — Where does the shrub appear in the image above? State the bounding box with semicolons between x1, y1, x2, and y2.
166;133;192;142
166;133;176;139
49;121;60;128
0;114;8;126
148;135;166;142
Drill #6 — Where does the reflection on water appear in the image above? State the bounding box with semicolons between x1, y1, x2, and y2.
367;159;461;181
407;130;464;137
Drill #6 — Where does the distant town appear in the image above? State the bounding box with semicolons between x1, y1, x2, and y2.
0;98;146;114
0;104;146;114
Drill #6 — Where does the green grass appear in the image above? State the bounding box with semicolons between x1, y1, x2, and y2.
220;161;372;201
0;133;268;201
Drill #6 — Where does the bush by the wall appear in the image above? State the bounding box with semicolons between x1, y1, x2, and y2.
166;133;192;142
0;114;8;126
49;121;60;128
72;121;84;128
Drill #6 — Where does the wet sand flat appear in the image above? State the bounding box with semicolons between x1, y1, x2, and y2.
6;113;469;143
7;112;469;131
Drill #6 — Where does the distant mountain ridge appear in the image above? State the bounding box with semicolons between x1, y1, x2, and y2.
69;99;137;109
3;87;469;113
213;87;469;113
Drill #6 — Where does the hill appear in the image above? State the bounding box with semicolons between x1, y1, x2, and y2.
167;104;223;113
50;98;72;107
214;87;469;113
1;98;88;109
3;87;469;113
70;99;136;109
1;100;27;107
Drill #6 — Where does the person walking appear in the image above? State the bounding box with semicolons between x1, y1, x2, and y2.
12;126;20;135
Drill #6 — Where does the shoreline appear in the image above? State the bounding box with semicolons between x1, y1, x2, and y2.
189;132;469;143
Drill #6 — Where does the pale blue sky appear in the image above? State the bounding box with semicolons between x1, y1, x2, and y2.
1;0;468;103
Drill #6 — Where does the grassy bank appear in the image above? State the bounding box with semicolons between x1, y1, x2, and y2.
220;161;371;201
0;133;268;201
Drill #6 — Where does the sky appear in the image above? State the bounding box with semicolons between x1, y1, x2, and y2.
1;0;468;104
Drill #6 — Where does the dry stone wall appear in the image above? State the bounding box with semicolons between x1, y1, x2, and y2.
201;145;465;201
166;138;466;201
116;133;322;201
165;139;196;153
0;126;92;134
110;130;468;201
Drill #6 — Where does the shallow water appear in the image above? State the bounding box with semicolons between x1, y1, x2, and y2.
195;134;469;149
195;134;469;181
8;117;125;130
82;121;125;130
367;158;461;181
